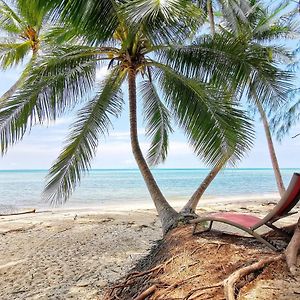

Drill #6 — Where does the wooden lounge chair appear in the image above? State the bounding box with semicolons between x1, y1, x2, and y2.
191;173;300;251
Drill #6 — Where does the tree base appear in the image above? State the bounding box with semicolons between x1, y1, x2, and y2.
104;225;300;299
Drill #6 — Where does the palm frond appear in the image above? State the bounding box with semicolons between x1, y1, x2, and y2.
0;54;38;154
0;0;23;34
31;0;120;44
152;62;254;166
0;46;99;154
140;79;173;166
121;0;203;45
15;0;50;29
43;68;125;205
269;88;300;141
0;40;31;69
219;0;251;31
156;33;293;107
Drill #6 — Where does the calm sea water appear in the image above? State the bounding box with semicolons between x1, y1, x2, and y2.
0;169;299;210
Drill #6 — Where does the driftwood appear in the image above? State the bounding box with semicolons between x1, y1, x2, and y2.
0;209;36;216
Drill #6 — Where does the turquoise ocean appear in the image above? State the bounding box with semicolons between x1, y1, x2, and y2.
0;168;299;210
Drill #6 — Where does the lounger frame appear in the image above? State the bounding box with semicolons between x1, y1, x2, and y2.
192;216;292;251
191;173;300;251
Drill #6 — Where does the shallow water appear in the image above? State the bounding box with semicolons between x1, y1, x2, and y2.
0;168;299;210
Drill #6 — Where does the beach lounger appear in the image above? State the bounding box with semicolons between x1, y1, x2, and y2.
191;173;300;251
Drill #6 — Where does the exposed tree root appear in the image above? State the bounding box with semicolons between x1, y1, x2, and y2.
154;273;204;299
285;217;300;275
223;254;284;300
190;242;227;255
107;255;178;299
133;285;157;300
104;225;300;300
183;283;223;299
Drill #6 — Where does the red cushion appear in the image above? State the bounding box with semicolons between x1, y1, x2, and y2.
211;212;262;228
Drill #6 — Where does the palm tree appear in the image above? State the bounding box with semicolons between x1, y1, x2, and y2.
182;0;298;212
181;0;252;215
0;0;74;102
230;0;299;196
0;0;292;233
183;0;299;213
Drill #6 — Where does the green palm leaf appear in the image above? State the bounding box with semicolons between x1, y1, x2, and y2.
157;33;293;106
0;46;99;154
0;40;31;69
31;0;120;44
121;0;203;44
15;0;50;28
43;68;125;205
153;62;254;166
0;0;23;34
140;79;173;166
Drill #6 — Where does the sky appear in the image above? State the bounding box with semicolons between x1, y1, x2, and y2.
0;63;299;170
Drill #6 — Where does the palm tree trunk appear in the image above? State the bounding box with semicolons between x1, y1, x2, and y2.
207;0;216;36
128;69;179;234
0;77;23;102
0;53;37;103
256;101;286;197
181;161;225;214
285;217;300;275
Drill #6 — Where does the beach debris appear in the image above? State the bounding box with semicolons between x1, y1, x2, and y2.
0;208;36;216
262;201;277;206
99;217;114;224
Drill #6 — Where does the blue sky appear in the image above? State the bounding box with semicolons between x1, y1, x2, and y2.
0;63;299;170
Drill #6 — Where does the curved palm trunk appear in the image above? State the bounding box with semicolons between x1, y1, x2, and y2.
207;0;216;36
257;102;286;197
0;77;23;102
128;70;179;234
181;161;225;214
0;53;37;103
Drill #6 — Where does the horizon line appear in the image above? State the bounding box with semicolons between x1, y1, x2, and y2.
1;167;300;172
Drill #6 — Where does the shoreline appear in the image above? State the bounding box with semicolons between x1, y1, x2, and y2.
0;192;280;214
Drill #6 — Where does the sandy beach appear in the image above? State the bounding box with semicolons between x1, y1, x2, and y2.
0;195;299;300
